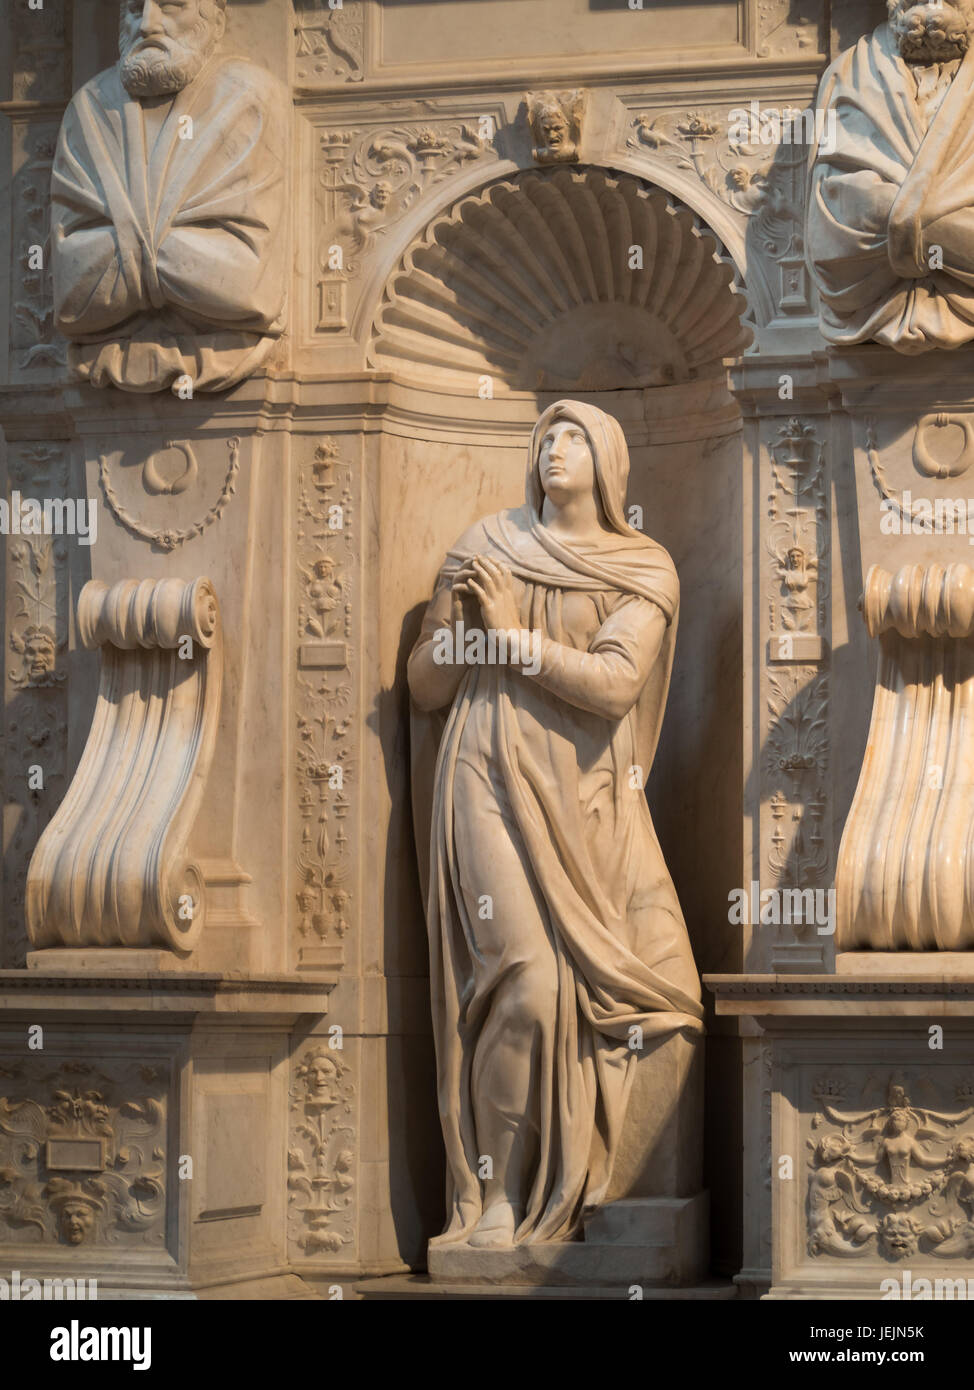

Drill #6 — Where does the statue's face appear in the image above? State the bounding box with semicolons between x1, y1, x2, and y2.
60;1202;93;1245
888;0;973;63
119;0;225;98
539;420;595;501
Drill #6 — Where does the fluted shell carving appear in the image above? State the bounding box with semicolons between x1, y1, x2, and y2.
26;578;222;956
837;564;974;950
369;167;751;391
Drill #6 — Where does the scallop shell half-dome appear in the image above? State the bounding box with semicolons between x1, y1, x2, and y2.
368;166;751;393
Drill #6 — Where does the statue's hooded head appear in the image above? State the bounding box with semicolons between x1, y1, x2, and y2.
888;0;974;63
119;0;227;99
527;400;641;539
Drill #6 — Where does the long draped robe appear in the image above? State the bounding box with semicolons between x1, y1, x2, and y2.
409;404;703;1246
51;55;287;392
807;22;974;352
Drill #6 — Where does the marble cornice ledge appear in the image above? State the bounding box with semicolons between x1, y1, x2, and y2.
705;972;974;1020
0;970;338;1017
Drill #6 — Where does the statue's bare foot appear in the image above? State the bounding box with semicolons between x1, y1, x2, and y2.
467;1202;518;1249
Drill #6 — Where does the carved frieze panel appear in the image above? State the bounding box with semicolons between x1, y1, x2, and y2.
0;1058;168;1249
295;0;366;87
293;437;359;971
311;104;501;333
804;1075;974;1264
623;104;813;320
287;1044;356;1259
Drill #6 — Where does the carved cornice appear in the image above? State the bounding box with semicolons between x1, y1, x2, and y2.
26;578;223;956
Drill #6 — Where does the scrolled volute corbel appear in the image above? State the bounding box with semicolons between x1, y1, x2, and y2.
26;577;223;957
862;562;974;640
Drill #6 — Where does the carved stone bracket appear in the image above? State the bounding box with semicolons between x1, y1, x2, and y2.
26;577;223;956
836;563;974;950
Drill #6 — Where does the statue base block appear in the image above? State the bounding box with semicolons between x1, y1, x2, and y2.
427;1193;709;1287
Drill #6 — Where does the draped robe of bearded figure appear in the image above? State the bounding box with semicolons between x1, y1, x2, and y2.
51;0;287;393
408;401;703;1250
807;0;974;352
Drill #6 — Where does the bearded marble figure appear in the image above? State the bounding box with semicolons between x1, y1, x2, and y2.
408;401;703;1250
51;0;287;393
807;0;974;352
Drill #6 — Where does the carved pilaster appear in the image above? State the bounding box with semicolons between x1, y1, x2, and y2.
287;1043;356;1260
293;439;359;971
761;416;832;968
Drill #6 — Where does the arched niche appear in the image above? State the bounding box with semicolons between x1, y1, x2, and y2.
372;164;748;1266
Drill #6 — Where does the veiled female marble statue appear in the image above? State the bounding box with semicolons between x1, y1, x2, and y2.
408;401;703;1250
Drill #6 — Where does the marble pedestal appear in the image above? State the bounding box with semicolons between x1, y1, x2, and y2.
709;966;974;1299
0;970;334;1299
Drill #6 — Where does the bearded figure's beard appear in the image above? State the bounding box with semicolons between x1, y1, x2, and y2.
889;2;973;62
119;19;218;97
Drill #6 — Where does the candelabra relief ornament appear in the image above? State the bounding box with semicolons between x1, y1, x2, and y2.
0;1060;167;1248
294;440;358;968
762;418;830;918
287;1047;355;1257
807;1080;974;1261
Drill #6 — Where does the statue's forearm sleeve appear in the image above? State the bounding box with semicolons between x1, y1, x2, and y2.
407;579;466;712
530;597;666;720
